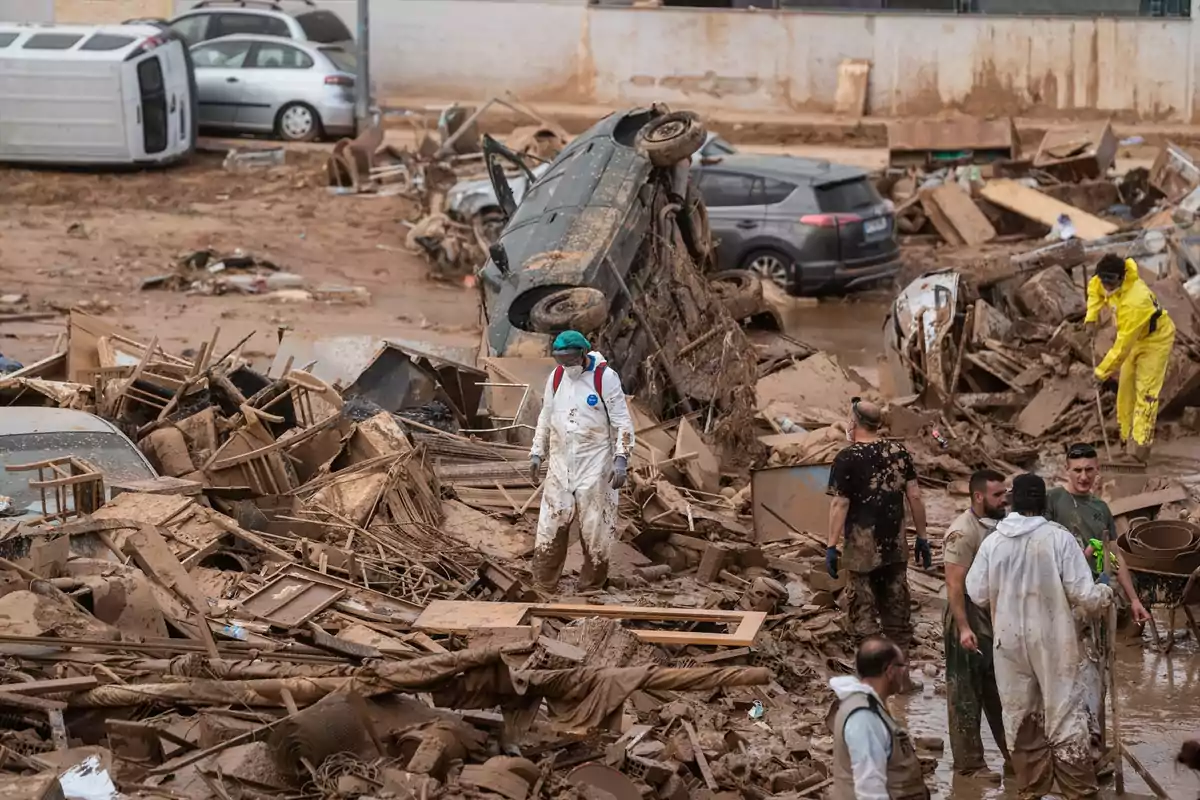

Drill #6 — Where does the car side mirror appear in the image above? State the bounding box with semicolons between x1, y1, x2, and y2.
489;243;510;276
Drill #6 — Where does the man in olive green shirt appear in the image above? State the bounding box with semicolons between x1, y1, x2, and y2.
944;469;1010;777
1044;442;1152;771
1045;443;1151;623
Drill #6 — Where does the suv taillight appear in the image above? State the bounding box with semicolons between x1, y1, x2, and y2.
325;75;354;87
800;213;862;227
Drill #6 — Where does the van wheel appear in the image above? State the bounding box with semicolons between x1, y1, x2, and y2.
710;270;765;320
529;287;608;335
742;250;792;290
277;102;322;142
636;112;707;168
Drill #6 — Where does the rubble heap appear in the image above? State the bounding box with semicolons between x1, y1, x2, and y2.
0;306;929;800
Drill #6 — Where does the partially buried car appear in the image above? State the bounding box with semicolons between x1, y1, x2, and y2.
0;407;158;522
477;106;759;429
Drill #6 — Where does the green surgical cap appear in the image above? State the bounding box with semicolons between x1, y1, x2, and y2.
552;330;590;352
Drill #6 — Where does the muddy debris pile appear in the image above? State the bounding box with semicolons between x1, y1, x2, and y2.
138;248;372;305
881;118;1166;247
0;305;928;800
885;227;1200;468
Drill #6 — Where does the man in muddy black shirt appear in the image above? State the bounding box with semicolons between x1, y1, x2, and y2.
826;398;929;674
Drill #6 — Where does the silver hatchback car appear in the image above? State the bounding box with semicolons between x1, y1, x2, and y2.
191;34;356;141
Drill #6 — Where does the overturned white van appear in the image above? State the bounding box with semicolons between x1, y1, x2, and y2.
0;23;196;166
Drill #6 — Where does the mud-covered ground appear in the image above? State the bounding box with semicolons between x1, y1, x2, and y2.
0;147;480;369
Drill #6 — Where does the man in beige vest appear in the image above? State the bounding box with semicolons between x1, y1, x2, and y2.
829;636;930;800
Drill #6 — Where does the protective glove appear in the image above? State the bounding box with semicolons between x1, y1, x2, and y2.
825;547;839;579
529;455;541;484
914;537;933;570
610;455;628;490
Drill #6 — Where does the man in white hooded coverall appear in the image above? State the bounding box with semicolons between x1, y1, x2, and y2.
966;473;1113;800
529;330;635;593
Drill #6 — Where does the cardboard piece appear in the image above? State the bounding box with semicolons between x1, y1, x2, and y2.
674;417;718;494
980;180;1118;241
1033;121;1118;181
1015;377;1084;437
122;525;219;657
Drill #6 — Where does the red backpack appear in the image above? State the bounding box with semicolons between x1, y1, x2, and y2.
552;361;609;415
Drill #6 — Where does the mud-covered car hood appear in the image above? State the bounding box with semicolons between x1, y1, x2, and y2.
479;109;661;356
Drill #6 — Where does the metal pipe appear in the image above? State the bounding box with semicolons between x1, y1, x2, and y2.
354;0;371;131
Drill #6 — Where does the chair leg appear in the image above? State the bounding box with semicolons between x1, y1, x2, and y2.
1147;612;1163;653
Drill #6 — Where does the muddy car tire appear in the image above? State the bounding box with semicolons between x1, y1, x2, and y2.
678;180;713;266
637;112;707;168
529;287;609;335
710;270;765;320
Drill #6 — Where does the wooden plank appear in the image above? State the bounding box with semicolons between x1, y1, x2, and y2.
1109;486;1189;518
922;184;995;246
980;179;1118;241
0;691;67;712
682;720;719;790
0;676;99;696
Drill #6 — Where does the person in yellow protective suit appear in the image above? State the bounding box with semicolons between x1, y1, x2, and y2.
1086;254;1176;459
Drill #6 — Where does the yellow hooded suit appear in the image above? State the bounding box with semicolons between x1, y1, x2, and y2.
1086;258;1175;446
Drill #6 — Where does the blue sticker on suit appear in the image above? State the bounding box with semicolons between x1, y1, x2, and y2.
587;394;599;406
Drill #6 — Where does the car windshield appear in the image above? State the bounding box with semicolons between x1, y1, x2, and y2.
321;46;356;73
296;10;353;43
0;431;153;513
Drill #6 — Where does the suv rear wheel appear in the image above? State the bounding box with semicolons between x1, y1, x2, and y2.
743;250;792;291
637;112;707;168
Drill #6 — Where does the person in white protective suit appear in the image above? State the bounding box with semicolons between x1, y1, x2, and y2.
966;473;1114;800
529;330;635;593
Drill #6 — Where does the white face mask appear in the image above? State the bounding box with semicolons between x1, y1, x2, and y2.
564;365;584;380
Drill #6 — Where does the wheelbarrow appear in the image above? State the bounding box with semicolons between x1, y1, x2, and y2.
1128;563;1200;654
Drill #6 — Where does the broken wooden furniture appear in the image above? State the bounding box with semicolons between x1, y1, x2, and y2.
5;457;104;524
413;601;767;647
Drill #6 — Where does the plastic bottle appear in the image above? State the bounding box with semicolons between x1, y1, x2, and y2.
931;428;949;449
222;624;248;641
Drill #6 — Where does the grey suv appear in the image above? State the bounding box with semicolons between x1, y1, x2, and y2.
169;0;353;47
693;154;900;295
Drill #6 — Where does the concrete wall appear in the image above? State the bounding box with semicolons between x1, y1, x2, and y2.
7;0;1200;122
